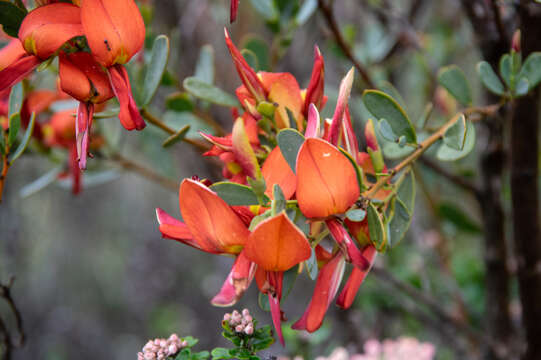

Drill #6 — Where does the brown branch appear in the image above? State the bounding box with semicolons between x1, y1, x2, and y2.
489;0;509;46
419;157;481;195
0;277;25;360
108;153;179;192
317;0;376;88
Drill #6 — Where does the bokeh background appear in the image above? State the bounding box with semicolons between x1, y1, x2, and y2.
0;0;521;359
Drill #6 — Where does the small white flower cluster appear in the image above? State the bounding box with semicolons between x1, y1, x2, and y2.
223;309;254;335
137;334;188;360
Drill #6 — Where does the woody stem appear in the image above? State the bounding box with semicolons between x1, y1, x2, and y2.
140;109;210;151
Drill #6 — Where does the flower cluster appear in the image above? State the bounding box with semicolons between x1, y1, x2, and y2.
0;0;146;170
223;309;255;335
157;31;395;345
137;334;189;360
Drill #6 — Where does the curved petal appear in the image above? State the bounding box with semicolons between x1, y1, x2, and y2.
296;138;360;219
244;213;311;272
303;46;325;116
211;250;256;306
0;40;25;71
263;72;303;130
179;179;249;254
19;3;83;59
108;65;145;130
336;245;377;309
81;0;145;66
327;68;354;145
232;117;260;179
155;207;205;251
326;219;369;271
292;253;345;332
230;0;240;23
262;147;296;200
0;55;40;92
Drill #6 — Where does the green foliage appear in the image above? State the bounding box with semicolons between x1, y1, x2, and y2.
276;128;305;173
141;35;170;106
194;45;215;85
437;65;472;106
212;318;274;359
437;120;476;161
210;182;266;206
477;61;505;96
9;112;35;163
519;52;541;91
241;36;270;71
166;92;195;112
162;125;191;148
443;114;467;151
437;202;481;234
368;202;387;251
362;90;417;144
183;77;240;107
0;1;26;37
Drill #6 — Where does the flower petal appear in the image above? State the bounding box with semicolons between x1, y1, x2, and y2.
179;179;249;254
0;40;25;71
292;253;346;332
262;147;296;200
244;213;311;272
327;68;354;145
326;219;369;271
0;55;40;92
336;245;377;309
296;138;360;219
108;64;146;131
232;117;261;179
212;250;256;306
303;45;325;116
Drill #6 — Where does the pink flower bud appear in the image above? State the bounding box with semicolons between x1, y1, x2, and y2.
244;315;253;323
235;324;244;332
168;344;178;355
242;309;250;317
169;334;179;341
512;30;521;53
244;325;254;335
223;313;231;322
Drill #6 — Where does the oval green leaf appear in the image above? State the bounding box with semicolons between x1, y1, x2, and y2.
183;77;240;108
210;181;262;206
367;202;387;252
141;35;170;106
363;90;416;144
437;120;476;161
437;65;472;106
276;128;305;174
477;61;505;96
443;114;467;151
9;112;34;163
519;52;541;91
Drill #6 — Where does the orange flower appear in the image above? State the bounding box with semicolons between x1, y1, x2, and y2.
245;213;311;345
156;179;255;307
0;3;84;91
296;137;360;219
59;52;114;169
81;0;146;131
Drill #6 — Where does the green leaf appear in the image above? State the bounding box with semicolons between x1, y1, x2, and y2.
19;166;63;198
211;348;233;360
192;351;210;360
378;118;398;142
519;52;541;90
258;292;270;312
367;203;387;251
443;114;467;151
8;114;20;147
163;111;212;140
241;36;270;71
437;65;472;106
210;182;263;206
396;170;415;214
515;77;529;97
8;82;23;119
339;148;365;191
162;124;191;148
182;336;199;348
477;61;505;96
8;112;34;163
241;49;259;71
276;128;305;173
141;35;170;106
249;209;272;231
195;45;215;84
282;265;299;299
305;247;318;280
183;77;240;107
388;197;411;248
438;202;481;234
0;2;26;37
499;54;511;87
166;92;195;112
363;90;416;144
346;208;366;222
271;184;286;214
251;336;274;351
249;0;278;21
437;120;476;161
295;0;317;25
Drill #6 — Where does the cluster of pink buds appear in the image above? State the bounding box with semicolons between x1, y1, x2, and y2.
137;334;188;360
223;309;254;335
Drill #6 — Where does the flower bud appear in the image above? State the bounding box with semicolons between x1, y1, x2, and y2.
512;30;521;53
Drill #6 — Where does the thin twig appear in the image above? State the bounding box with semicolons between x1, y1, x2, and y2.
0;277;25;360
371;267;506;357
317;0;376;88
489;0;508;46
108;153;179;192
140;109;211;152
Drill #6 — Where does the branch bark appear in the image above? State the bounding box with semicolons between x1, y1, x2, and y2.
511;4;541;359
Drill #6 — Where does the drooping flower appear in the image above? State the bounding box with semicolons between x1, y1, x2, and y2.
59;51;114;169
244;212;311;345
0;3;84;91
230;0;240;23
156;179;255;306
81;0;146;131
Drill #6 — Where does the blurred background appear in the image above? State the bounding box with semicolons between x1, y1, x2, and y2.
0;0;529;359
